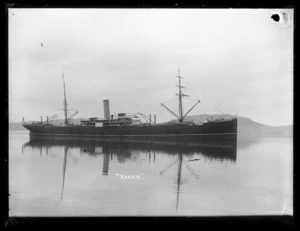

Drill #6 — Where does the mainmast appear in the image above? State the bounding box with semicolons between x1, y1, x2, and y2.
161;68;200;123
62;71;68;126
176;68;189;123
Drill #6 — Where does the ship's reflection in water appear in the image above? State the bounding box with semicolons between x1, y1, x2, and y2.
11;132;292;216
22;137;237;209
21;136;237;214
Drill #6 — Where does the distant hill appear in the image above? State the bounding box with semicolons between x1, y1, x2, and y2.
184;114;292;138
9;115;292;139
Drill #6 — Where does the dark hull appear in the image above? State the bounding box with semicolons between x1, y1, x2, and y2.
23;118;237;146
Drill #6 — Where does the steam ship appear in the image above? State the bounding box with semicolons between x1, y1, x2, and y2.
23;70;237;145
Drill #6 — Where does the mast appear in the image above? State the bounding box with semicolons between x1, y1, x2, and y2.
62;71;68;126
176;67;189;123
161;68;199;123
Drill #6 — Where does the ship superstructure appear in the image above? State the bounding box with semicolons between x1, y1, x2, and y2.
79;68;201;127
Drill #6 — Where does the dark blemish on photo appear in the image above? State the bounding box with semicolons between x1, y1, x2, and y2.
271;14;280;22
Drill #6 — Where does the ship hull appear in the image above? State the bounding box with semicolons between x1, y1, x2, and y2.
23;118;237;146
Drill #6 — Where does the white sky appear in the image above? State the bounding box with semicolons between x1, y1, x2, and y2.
9;9;293;126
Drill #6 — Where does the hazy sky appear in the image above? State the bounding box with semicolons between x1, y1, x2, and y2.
9;9;293;126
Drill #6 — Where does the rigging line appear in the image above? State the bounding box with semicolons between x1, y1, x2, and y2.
214;105;225;114
162;98;178;104
68;104;78;111
184;98;201;102
183;162;200;180
160;158;179;175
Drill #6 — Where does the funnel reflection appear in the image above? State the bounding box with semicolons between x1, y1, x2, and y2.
23;135;237;208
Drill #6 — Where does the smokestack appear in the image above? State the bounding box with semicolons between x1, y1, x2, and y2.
103;100;110;120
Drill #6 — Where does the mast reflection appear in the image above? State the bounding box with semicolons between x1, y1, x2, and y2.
176;153;183;210
23;135;237;210
61;146;68;200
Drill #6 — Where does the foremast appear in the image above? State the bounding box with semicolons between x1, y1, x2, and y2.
62;71;68;126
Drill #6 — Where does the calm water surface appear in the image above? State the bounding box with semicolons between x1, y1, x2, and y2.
9;131;293;216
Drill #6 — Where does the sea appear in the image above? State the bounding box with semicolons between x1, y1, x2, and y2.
8;131;293;216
